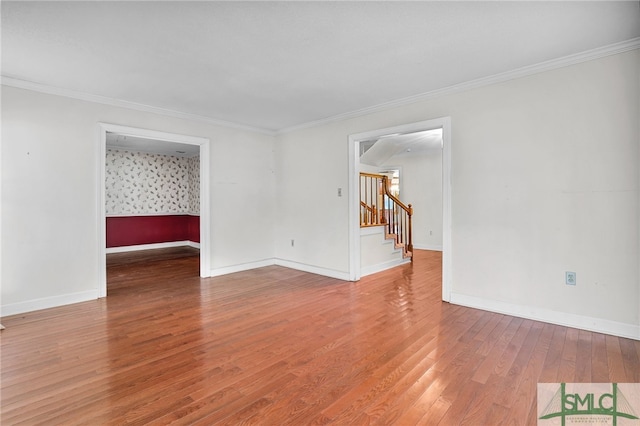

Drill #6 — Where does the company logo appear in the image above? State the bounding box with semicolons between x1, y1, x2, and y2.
538;383;640;425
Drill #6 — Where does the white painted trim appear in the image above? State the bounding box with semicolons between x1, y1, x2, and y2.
349;117;452;304
106;212;200;217
209;258;351;281
361;258;411;277
1;290;99;317
450;292;640;341
198;141;211;278
274;259;351;281
98;123;212;299
2;77;275;136
412;244;443;252
97;127;107;298
210;259;276;277
0;89;3;323
279;38;640;134
348;133;360;282
441;117;452;302
105;241;198;254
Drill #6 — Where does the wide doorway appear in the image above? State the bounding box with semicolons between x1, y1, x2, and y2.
348;117;452;302
97;123;211;297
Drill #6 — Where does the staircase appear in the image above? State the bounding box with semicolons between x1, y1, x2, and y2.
360;172;413;261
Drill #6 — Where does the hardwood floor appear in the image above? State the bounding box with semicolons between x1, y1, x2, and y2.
1;248;638;425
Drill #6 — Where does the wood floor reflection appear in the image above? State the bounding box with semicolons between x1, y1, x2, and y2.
1;248;638;425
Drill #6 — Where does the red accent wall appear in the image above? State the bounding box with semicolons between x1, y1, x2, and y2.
106;215;200;248
187;215;200;243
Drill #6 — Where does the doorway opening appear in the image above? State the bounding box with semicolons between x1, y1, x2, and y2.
378;168;401;199
97;123;211;298
348;117;452;302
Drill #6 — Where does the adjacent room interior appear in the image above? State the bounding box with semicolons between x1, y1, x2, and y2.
104;133;202;290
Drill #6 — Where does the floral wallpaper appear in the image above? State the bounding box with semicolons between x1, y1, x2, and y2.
187;156;200;215
106;149;200;215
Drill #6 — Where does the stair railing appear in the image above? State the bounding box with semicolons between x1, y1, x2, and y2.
360;201;379;226
360;172;413;260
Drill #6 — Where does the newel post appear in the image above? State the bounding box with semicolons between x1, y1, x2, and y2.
380;176;388;225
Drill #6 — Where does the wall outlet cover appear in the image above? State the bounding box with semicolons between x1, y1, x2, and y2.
566;271;576;286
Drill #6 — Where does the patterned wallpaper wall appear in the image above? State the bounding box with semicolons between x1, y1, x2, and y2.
187;156;200;215
106;149;200;216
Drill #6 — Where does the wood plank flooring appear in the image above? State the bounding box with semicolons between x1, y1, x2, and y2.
1;248;638;425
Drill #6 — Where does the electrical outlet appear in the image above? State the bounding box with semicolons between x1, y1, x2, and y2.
291;239;295;247
337;188;342;197
566;271;576;286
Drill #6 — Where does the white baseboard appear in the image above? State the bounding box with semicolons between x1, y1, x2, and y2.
361;257;411;277
1;290;99;317
413;243;443;252
106;240;198;254
210;259;276;277
450;292;640;341
106;212;200;217
209;258;351;281
274;259;351;281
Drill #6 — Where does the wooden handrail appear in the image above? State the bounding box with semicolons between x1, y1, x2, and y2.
359;172;413;261
360;172;412;215
381;176;413;214
359;172;386;179
360;200;374;211
360;201;379;226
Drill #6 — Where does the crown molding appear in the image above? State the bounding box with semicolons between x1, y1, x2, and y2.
277;37;640;135
3;37;638;137
0;76;276;137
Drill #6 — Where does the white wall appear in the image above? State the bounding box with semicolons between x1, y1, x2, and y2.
360;226;407;276
358;163;380;174
2;49;638;339
274;125;351;277
380;151;443;251
275;50;639;338
1;86;276;314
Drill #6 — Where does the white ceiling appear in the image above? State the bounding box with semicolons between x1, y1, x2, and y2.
360;129;443;167
2;2;639;133
106;133;200;158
